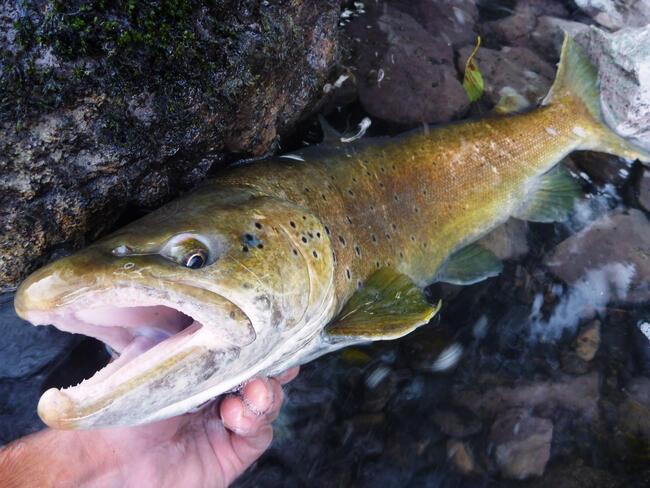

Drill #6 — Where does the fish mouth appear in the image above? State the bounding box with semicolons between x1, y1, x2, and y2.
16;284;255;429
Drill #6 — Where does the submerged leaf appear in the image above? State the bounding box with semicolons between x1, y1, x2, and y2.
463;37;484;103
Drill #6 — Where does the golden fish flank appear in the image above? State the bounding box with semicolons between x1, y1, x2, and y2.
14;35;650;429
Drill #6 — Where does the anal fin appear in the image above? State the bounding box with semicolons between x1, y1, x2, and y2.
326;268;441;342
514;166;581;223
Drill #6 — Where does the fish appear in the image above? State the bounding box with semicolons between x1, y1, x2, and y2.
14;35;650;429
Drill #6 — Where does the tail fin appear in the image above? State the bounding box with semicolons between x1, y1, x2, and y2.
543;34;650;165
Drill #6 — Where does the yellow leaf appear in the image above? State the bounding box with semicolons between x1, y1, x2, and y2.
463;37;484;103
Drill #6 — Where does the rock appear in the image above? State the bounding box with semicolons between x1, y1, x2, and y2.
0;293;77;379
447;439;479;476
489;409;553;480
574;0;650;30
527;465;620;488
456;45;554;108
639;169;650;212
453;373;600;420
348;6;469;126
478;219;529;261
545;209;650;304
392;0;479;48
575;26;650;152
432;407;483;438
531;16;590;59
575;320;600;362
0;0;341;290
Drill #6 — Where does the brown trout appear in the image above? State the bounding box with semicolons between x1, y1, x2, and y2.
14;36;650;428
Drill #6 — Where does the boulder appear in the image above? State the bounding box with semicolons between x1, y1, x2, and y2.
545;209;650;304
347;6;469;126
0;0;341;290
575;26;650;152
489;409;553;480
574;0;650;30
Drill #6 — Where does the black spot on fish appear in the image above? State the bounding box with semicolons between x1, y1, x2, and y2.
354;245;361;256
411;235;416;242
301;236;308;243
386;234;391;240
255;222;262;229
352;177;357;183
302;216;307;220
394;195;399;202
380;167;385;173
290;221;296;228
292;249;298;256
370;205;375;211
304;187;310;193
371;234;377;242
376;261;380;268
312;251;318;259
379;182;384;188
366;171;371;177
399;251;404;258
348;189;354;196
242;245;249;253
308;232;314;238
257;244;264;249
322;194;327;201
357;280;362;289
339;236;346;246
414;207;420;213
346;216;352;225
316;232;321;238
324;225;330;235
392;223;397;231
346;268;351;280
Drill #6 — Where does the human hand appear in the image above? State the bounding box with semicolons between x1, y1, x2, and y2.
92;367;299;488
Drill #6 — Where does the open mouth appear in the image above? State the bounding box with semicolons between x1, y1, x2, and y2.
15;283;255;428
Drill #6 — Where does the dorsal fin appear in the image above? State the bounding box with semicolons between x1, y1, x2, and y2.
326;268;441;343
514;166;581;223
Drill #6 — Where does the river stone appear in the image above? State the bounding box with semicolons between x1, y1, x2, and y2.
545;209;650;304
574;0;650;30
456;45;554;108
478;219;529;261
575;26;650;152
575;320;600;362
0;0;341;290
347;5;469;126
489;409;553;480
447;439;479;476
0;293;77;379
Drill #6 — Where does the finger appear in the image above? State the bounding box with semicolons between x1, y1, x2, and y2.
274;366;300;385
220;378;275;437
264;378;284;422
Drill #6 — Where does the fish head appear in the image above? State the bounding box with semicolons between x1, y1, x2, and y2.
15;184;336;428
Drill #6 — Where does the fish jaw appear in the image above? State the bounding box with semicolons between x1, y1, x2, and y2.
15;260;261;429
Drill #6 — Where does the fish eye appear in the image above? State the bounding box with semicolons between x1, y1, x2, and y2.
183;250;207;269
163;236;211;270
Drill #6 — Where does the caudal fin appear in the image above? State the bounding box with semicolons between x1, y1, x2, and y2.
543;34;650;165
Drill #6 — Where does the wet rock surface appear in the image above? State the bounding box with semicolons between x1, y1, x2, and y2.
0;0;342;290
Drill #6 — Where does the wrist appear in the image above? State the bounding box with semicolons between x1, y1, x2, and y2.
0;428;121;488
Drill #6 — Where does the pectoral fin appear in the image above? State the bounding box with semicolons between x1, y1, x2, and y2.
514;166;581;223
437;243;503;285
326;268;441;342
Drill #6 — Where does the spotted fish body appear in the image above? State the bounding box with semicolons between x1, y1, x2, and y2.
14;36;650;428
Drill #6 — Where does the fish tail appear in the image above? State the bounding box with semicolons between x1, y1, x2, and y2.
543;33;650;165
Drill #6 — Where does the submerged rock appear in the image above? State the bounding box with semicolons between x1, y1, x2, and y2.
478;219;529;261
489;409;553;480
447;438;480;476
0;0;341;290
576;26;650;152
453;373;600;420
545;209;650;304
348;5;469;126
575;320;601;362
